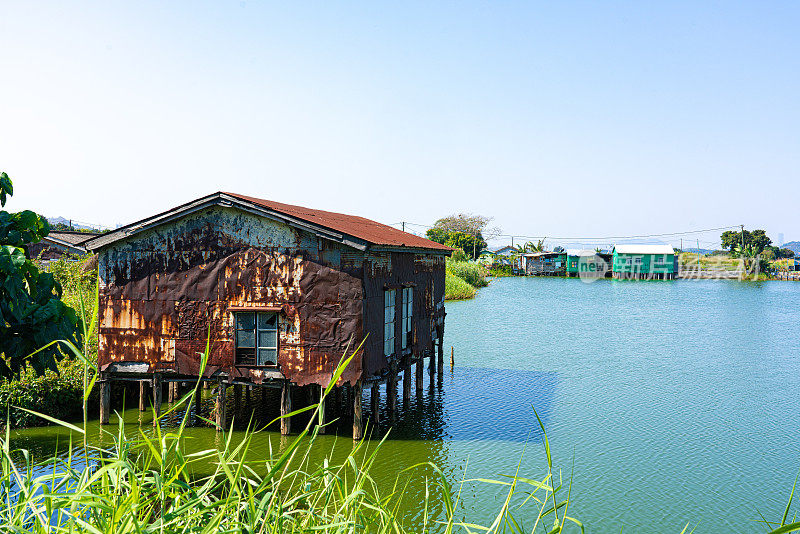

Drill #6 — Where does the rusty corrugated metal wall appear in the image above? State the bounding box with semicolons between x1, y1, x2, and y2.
97;205;444;387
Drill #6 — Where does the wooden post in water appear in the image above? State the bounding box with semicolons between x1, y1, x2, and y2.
194;382;202;422
437;336;444;376
99;372;110;425
371;381;380;426
215;378;227;431
280;381;292;435
387;364;397;416
139;380;147;412
318;384;326;434
451;346;454;369
403;364;411;404
152;373;162;426
415;358;423;394
168;382;176;403
352;380;363;440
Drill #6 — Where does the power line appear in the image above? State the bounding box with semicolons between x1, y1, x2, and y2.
389;221;740;242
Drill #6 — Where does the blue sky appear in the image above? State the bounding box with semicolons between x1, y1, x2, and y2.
0;1;797;249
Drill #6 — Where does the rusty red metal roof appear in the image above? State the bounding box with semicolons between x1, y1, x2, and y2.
225;192;452;252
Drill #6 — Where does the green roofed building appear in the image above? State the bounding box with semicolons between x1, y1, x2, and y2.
566;249;612;278
611;244;676;280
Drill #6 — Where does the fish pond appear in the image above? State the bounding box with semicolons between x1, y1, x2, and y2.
11;277;800;532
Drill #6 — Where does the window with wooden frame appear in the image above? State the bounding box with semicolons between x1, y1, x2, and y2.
384;289;396;357
235;311;278;366
401;287;412;350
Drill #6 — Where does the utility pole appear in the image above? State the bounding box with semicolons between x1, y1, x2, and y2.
401;222;405;232
740;224;745;251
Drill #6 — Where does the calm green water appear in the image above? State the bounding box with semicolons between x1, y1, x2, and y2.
11;277;800;532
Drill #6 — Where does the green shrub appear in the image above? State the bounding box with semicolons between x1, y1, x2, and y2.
445;272;476;300
0;357;92;427
0;254;101;429
446;259;488;288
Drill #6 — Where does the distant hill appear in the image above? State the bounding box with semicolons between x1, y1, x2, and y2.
782;241;800;256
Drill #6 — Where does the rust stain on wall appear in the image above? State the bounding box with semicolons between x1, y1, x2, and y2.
96;206;444;388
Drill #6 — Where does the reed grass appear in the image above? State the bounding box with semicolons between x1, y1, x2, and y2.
445;272;476;301
446;260;489;288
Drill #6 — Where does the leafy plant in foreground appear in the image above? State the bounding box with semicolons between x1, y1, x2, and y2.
0;171;81;377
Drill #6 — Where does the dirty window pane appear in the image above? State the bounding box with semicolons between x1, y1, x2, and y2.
258;330;278;349
258;349;277;366
237;330;255;348
236;312;255;331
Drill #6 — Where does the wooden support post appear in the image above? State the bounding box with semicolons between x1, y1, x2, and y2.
215;378;227;430
280;381;292;435
371;381;380;426
194;382;202;421
99;372;110;425
437;336;444;376
451;346;454;369
318;384;326;434
152;373;162;426
387;366;397;415
415;358;423;394
352;380;363;441
139;380;147;412
168;381;176;403
403;364;411;404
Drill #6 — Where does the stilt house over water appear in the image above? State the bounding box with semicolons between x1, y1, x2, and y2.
83;192;451;439
611;244;677;280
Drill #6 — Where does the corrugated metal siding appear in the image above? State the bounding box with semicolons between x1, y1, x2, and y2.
97;206;365;386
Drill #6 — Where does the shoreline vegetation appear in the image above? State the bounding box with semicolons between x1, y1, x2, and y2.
444;257;489;300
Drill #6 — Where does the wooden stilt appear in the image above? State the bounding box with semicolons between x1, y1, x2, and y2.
99;372;110;425
415;358;423;393
352;380;363;440
215;378;227;430
371;381;380;426
318;384;326;434
168;382;176;403
280;381;292;435
451;346;454;369
152;373;162;426
403;364;411;404
387;366;397;415
139;380;147;412
194;382;202;422
437;336;444;376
